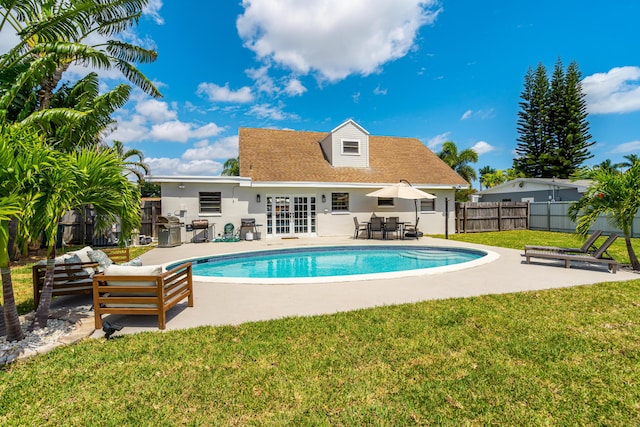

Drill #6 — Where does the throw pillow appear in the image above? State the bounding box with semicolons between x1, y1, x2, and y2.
119;257;142;267
88;249;113;269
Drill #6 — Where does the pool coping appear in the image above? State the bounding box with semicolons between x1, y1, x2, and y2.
165;244;501;284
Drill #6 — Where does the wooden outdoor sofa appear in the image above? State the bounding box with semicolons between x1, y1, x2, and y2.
92;262;193;330
32;247;131;308
524;234;620;273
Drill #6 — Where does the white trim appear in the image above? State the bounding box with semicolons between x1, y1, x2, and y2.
330;119;370;135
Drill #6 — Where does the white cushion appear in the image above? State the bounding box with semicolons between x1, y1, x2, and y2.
103;264;163;308
104;264;162;287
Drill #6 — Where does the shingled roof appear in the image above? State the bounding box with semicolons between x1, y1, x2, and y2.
239;127;469;187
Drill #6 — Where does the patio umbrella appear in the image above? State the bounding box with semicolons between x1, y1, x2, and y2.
366;181;436;226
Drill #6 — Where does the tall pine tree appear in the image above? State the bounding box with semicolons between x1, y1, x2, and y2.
514;59;593;178
514;63;551;177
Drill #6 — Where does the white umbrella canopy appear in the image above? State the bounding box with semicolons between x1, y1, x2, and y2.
366;182;436;200
366;182;436;229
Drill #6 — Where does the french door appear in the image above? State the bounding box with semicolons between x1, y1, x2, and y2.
266;195;316;237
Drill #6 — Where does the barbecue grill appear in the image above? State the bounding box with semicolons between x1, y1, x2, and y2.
191;219;209;243
157;215;182;247
240;218;258;240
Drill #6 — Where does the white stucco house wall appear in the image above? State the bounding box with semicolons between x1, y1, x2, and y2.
147;120;469;241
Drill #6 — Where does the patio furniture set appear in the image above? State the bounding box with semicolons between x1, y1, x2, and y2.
353;216;420;240
32;246;194;330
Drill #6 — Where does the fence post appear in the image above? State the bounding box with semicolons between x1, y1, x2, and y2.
547;201;551;231
498;202;502;231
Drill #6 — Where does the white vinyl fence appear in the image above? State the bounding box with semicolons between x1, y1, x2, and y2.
529;202;640;237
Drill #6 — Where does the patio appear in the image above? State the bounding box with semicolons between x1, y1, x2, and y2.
49;236;637;337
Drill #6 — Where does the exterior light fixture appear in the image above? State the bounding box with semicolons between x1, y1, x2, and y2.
256;194;261;203
322;194;326;203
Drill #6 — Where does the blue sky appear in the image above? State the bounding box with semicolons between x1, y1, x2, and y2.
5;1;640;185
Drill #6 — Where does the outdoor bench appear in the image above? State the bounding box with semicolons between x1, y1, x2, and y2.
32;247;130;308
92;262;194;330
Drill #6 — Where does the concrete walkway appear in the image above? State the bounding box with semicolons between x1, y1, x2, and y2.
80;236;638;336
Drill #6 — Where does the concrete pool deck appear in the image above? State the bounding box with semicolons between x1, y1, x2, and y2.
79;235;638;336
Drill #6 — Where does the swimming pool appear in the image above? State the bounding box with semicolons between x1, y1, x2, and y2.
169;245;498;284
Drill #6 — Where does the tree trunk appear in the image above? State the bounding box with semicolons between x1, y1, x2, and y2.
29;249;56;331
624;235;640;270
0;303;5;338
37;63;70;111
7;217;18;261
1;266;24;341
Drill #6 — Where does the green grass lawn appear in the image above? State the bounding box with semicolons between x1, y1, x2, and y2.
1;233;639;425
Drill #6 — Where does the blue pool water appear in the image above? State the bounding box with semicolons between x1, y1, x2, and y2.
172;246;487;281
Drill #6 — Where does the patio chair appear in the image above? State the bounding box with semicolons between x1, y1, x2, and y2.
353;216;369;239
384;217;399;239
404;218;420;240
524;233;619;273
524;230;603;254
369;216;384;239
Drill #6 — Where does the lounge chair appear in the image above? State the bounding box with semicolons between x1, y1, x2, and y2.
524;230;603;254
524;233;619;273
353;216;368;239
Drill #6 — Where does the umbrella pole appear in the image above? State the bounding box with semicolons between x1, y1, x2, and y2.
414;200;418;228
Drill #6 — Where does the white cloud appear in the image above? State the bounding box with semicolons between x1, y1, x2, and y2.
352;92;361;103
149;120;224;143
146;157;224;176
460;108;495;120
373;85;388;95
471;141;495;155
136;99;177;122
583;66;640;114
246;66;277;95
197;82;255;103
611;140;640;153
248;103;298;120
182;136;239;161
425;132;451;151
236;0;441;81
143;0;164;25
285;78;307;96
146;135;239;176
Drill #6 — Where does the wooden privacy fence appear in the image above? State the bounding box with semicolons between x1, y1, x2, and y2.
59;198;162;246
456;202;530;233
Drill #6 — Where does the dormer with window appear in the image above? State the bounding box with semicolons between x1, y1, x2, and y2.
319;119;370;167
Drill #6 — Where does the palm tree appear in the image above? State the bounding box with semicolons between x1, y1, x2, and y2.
0;124;56;341
569;163;640;270
0;0;160;114
111;140;150;183
619;154;640;170
29;147;141;329
222;157;240;176
437;141;478;184
478;166;496;190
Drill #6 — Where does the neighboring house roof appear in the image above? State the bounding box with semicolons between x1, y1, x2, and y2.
477;178;592;195
239;127;468;187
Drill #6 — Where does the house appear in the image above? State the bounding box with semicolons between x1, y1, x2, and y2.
147;120;468;240
476;177;591;203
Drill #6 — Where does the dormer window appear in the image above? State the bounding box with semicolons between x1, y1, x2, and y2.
341;139;360;155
